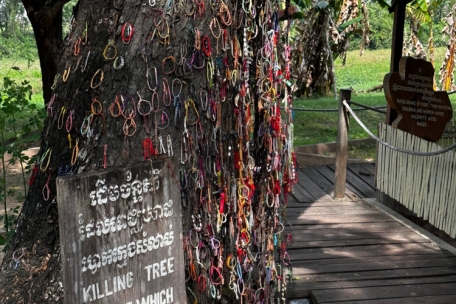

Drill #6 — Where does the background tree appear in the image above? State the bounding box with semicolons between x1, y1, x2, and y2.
0;0;25;36
18;0;71;103
0;0;295;303
290;0;367;97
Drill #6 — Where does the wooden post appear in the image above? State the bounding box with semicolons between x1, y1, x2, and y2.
334;89;351;199
386;0;411;125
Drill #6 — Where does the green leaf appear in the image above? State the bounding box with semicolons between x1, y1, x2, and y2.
11;66;22;74
412;0;428;12
337;16;363;31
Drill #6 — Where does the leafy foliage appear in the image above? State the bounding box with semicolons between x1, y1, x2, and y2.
0;205;20;250
0;67;45;249
439;4;456;91
0;34;38;60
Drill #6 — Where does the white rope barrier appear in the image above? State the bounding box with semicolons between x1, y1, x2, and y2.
343;100;456;156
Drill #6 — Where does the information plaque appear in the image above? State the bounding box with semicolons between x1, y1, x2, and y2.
384;56;453;142
57;159;185;304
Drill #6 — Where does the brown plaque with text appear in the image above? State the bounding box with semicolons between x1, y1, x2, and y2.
57;159;185;304
384;56;453;142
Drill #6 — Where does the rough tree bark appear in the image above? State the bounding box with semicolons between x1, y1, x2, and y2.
0;0;295;303
21;0;71;103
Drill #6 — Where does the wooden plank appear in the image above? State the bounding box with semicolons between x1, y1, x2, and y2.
289;234;431;250
311;282;456;303
286;226;412;238
287;213;393;223
320;294;456;304
285;201;361;208
57;160;186;304
291;179;316;203
329;164;377;198
287;243;446;260
347;163;376;190
286;206;378;216
291;253;455;265
293;257;456;275
286;221;406;232
315;165;363;199
290;266;456;283
345;169;377;198
302;166;337;196
297;169;333;201
289;230;430;243
359;163;376;177
287;275;456;299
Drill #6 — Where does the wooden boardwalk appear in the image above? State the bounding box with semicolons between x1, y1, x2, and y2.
286;163;456;304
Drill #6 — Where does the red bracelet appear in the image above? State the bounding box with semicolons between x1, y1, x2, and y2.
202;36;211;57
209;264;223;285
197;275;207;292
121;22;134;44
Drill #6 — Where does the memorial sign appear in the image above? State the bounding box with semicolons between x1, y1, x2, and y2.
57;159;185;304
384;56;453;142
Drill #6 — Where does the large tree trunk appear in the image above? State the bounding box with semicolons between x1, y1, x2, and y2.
0;0;295;303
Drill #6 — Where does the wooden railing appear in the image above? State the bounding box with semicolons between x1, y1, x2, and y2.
377;123;456;238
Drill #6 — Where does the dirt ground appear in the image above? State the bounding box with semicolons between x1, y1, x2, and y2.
0;147;39;263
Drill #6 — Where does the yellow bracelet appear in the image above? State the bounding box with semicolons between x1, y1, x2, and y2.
185;98;199;126
71;138;79;165
90;69;104;89
62;66;71;82
103;39;117;60
40;148;52;172
57;106;67;130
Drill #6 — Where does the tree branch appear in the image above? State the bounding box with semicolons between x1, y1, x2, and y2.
22;0;71;28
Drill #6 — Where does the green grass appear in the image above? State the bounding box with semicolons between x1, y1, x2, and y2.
293;47;456;152
293;93;386;146
335;47;450;91
335;50;391;90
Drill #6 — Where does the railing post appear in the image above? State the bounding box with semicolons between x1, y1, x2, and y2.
334;89;351;199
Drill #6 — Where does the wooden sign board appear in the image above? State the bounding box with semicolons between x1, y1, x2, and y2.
57;159;185;304
384;56;453;142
